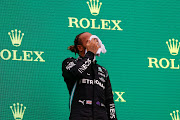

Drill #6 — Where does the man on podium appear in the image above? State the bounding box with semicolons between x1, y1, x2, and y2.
62;32;118;120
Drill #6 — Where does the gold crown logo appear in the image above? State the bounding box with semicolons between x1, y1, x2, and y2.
8;29;24;47
166;38;180;56
10;103;26;120
86;0;102;16
170;110;180;120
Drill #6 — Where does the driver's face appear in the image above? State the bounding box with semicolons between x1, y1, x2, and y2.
79;32;99;49
79;32;92;48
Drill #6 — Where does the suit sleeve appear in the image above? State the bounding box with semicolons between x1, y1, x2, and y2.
105;75;118;120
62;51;95;80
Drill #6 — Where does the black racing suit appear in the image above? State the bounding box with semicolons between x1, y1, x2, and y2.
62;51;118;120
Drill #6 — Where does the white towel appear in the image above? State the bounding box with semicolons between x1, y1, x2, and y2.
85;35;107;57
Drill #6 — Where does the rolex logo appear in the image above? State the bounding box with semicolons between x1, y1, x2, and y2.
170;110;180;120
8;29;24;47
10;103;26;120
166;38;180;56
68;1;123;31
86;0;102;16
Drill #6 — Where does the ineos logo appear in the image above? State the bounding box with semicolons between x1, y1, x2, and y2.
78;58;91;73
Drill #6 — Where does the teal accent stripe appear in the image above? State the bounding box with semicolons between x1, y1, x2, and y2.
69;81;77;111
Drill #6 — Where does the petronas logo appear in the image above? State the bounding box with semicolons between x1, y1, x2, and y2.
10;103;26;120
166;38;180;56
8;29;24;47
86;0;102;16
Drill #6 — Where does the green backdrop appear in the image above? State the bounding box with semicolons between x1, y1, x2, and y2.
1;0;180;120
